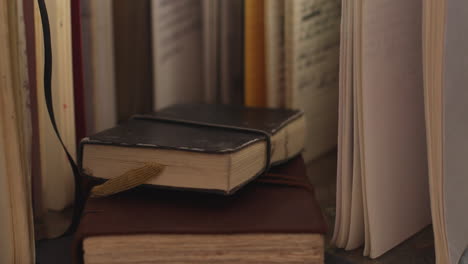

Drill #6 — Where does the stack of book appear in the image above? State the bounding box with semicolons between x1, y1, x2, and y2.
73;104;327;263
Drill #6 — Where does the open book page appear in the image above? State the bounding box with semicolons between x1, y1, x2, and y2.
444;0;468;262
285;0;341;162
265;0;286;108
152;0;204;110
359;0;431;258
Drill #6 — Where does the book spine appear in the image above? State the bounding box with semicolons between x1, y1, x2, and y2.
244;0;267;107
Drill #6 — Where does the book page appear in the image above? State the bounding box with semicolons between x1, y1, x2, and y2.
359;0;431;258
152;0;204;110
285;0;341;162
444;0;468;262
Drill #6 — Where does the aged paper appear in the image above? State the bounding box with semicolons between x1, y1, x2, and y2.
285;0;341;161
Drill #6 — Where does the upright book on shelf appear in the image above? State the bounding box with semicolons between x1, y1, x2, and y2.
334;0;468;262
264;0;341;162
0;0;35;261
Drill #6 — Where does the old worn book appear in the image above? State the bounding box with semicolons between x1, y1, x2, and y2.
74;156;327;264
80;104;305;194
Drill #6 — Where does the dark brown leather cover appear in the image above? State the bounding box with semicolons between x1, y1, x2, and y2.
80;104;303;155
142;104;303;134
73;156;327;263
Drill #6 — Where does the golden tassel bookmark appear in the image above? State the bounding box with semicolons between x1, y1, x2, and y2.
90;163;166;198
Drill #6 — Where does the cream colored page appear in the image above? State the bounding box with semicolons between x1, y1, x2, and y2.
0;2;34;260
443;0;468;262
286;0;341;162
152;0;204;110
0;116;14;264
265;0;286;108
360;0;431;258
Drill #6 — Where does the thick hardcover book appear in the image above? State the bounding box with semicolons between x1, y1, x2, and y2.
73;156;327;264
79;104;305;194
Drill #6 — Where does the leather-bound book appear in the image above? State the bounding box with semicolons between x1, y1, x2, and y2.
79;104;305;194
73;156;327;264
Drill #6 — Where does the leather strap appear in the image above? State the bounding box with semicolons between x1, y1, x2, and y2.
134;115;273;177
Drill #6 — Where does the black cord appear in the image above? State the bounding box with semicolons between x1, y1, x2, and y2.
37;0;84;236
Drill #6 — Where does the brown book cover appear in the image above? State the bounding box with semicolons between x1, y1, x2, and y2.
79;104;305;194
73;156;327;263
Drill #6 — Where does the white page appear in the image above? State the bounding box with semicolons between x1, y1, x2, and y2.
285;0;341;162
444;0;468;262
152;0;204;110
359;0;431;258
